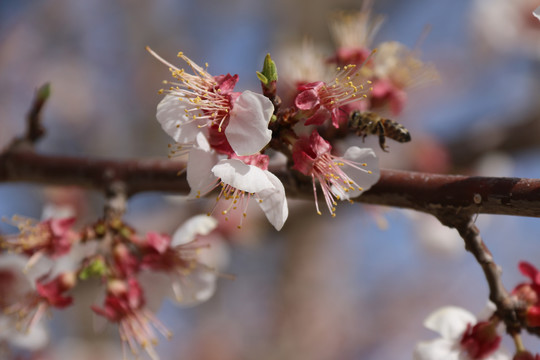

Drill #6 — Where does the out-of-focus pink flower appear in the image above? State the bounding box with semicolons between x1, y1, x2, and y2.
328;4;384;66
91;278;171;360
5;272;76;335
2;216;78;271
460;321;502;360
277;39;331;103
414;306;509;360
512;261;540;326
370;41;438;115
292;130;379;216
138;215;220;307
472;0;540;57
0;254;48;351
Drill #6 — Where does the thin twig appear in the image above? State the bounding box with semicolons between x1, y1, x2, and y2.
436;212;521;334
8;84;50;151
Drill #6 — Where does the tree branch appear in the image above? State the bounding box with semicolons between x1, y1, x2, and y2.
2;150;540;218
9;84;50;151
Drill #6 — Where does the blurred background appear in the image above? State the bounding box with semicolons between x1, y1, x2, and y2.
1;0;540;359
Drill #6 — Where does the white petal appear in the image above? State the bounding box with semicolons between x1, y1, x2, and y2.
137;271;174;312
41;204;75;220
0;254;35;297
534;6;540;21
170;265;217;306
171;215;218;246
476;301;497;321
487;349;512;360
256;171;288;230
212;159;274;193
413;338;461;360
333;147;380;199
424;306;476;340
197;235;230;270
186;145;219;198
156;94;206;143
225;90;273;156
0;317;49;350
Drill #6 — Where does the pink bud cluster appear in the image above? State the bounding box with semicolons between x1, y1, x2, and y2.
0;213;221;359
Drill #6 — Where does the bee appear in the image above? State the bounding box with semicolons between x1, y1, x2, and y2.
349;111;411;152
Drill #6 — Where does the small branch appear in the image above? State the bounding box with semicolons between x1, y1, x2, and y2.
8;84;50;151
25;83;50;144
436;213;521;334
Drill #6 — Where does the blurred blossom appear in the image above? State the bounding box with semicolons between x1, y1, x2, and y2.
277;39;331;103
471;0;540;57
328;3;384;66
406;211;464;256
0;254;49;351
41;338;122;360
474;152;515;177
414;305;509;360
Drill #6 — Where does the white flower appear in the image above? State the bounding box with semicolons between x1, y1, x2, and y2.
211;158;288;231
225;90;274;156
0;254;49;350
186;143;288;231
472;0;540;57
139;215;220;309
413;306;510;360
151;48;273;157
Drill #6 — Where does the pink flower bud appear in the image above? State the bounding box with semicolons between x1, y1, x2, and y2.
459;320;501;359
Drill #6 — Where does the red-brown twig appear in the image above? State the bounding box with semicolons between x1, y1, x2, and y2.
2;151;540;219
8;84;50;151
436;213;521;335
